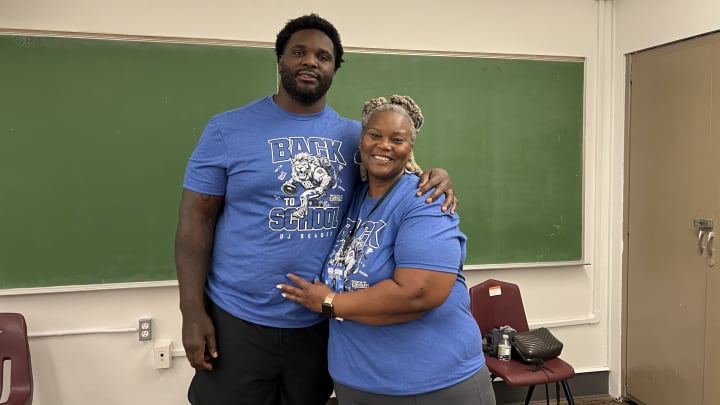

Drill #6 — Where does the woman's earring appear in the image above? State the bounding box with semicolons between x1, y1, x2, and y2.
353;149;362;165
354;150;367;181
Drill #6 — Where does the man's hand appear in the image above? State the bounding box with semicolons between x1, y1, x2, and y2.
417;168;457;214
181;310;218;370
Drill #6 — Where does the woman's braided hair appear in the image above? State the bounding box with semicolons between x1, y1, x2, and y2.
360;95;424;176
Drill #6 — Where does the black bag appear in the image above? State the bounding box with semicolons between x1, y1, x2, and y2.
511;327;563;370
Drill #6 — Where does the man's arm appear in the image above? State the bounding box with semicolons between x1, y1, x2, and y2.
175;189;224;370
417;168;457;214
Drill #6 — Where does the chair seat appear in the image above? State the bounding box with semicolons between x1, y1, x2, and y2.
485;355;575;386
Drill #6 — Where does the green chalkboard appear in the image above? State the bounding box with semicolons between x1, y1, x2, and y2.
0;35;584;289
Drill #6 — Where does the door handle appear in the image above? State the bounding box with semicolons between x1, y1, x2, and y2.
699;230;706;254
693;218;714;256
708;232;715;257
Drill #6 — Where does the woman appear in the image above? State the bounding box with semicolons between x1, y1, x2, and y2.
279;95;495;405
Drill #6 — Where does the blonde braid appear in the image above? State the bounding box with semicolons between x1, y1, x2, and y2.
360;95;425;176
388;95;424;133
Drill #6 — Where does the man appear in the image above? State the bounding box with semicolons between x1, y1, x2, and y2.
175;13;455;405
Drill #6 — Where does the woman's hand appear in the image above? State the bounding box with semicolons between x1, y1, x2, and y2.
277;273;333;313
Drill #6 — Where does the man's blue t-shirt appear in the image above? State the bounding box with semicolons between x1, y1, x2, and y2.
183;96;361;327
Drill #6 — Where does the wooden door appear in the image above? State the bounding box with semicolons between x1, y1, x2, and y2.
703;46;720;405
625;34;720;405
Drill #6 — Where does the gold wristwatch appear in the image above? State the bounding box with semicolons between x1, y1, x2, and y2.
321;292;338;319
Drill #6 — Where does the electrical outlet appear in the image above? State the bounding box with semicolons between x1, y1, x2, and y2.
138;318;152;341
153;339;172;369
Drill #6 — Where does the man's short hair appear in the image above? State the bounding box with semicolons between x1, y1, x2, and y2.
275;13;345;71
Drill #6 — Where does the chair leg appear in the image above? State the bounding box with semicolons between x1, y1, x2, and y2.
556;381;560;405
523;385;536;405
560;380;576;405
545;384;550;405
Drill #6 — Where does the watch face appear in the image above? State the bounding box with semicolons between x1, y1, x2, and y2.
322;303;333;319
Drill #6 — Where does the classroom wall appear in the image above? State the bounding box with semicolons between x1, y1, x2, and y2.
0;1;609;404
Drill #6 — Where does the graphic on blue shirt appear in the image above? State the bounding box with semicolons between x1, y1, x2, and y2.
278;152;337;219
326;217;386;292
267;136;352;235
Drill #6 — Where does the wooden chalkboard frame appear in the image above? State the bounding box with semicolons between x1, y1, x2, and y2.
0;32;584;289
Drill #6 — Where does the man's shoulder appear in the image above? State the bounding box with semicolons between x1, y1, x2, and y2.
324;105;361;126
214;96;271;119
330;116;362;139
337;117;361;133
200;96;274;132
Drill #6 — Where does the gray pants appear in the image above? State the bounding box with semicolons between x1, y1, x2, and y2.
333;364;496;405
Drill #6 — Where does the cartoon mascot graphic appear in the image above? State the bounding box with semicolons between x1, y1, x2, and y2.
281;152;337;219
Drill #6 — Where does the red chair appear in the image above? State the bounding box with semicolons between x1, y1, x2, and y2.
470;279;575;405
0;313;33;405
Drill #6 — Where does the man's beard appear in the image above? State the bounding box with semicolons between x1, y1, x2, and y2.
279;68;333;105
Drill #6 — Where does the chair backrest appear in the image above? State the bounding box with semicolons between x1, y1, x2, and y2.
0;313;33;405
469;279;530;336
